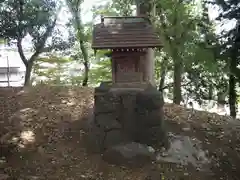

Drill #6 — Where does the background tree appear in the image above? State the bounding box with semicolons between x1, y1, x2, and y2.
0;0;60;86
213;0;240;118
66;0;90;86
91;0;220;106
1;0;238;117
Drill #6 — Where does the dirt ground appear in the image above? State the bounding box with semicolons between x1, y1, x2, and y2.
0;85;240;180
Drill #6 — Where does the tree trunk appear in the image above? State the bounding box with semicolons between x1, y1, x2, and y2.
158;56;168;92
80;40;89;87
229;46;237;118
66;1;89;86
229;74;237;118
82;61;89;86
24;62;33;86
158;69;166;92
217;92;226;112
173;59;182;104
228;41;238;118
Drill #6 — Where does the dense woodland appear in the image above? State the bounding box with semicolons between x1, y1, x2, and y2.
0;0;239;117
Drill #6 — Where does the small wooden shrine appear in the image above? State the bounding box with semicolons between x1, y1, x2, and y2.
92;16;162;85
87;15;167;163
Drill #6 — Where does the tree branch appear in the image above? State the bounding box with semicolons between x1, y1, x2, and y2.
17;37;28;66
29;13;58;63
16;0;28;66
17;0;24;38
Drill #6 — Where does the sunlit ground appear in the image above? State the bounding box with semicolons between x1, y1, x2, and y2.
165;97;240;119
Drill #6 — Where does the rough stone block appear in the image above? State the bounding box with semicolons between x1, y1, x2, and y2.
145;126;167;146
95;81;112;93
95;113;121;131
94;93;120;114
84;117;105;153
102;142;155;167
104;129;129;149
136;87;163;110
86;82;168;157
136;109;163;127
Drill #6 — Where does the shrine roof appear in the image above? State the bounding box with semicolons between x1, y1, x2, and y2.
92;16;162;49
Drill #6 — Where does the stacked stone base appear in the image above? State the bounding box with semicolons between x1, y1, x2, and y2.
86;82;167;155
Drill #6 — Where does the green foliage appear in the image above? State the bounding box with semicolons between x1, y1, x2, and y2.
89;58;112;85
90;0;222;103
65;0;90;86
0;38;4;44
0;0;59;86
33;55;78;85
33;54;112;87
1;0;237;115
0;0;57;41
213;0;240;117
92;0;133;17
151;0;218;103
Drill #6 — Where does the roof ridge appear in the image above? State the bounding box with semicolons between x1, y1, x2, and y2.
92;16;162;49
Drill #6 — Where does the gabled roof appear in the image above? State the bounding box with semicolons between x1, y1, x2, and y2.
92;16;162;49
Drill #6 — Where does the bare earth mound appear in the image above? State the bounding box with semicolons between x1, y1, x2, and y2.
0;85;240;180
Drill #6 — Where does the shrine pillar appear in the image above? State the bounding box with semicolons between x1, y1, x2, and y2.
136;1;155;85
146;48;155;84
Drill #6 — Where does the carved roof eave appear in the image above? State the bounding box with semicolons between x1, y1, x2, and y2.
92;16;162;50
93;46;163;56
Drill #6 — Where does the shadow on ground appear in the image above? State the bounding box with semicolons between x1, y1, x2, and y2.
0;86;240;180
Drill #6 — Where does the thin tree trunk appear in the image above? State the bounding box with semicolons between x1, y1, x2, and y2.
66;1;89;86
24;62;33;86
229;46;237;118
173;59;182;105
75;13;89;86
229;74;236;118
171;2;182;105
80;40;89;86
208;84;213;100
158;57;168;92
158;69;166;92
82;61;89;86
217;91;227;113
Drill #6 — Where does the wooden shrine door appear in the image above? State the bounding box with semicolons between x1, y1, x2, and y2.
115;55;142;83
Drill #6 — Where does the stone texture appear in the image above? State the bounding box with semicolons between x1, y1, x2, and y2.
84;116;105;153
136;86;164;110
104;129;129;149
156;134;210;171
85;82;168;166
94;93;120;114
102;142;155;167
95;113;121;131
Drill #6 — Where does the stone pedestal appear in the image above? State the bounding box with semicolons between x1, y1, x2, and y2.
86;82;167;154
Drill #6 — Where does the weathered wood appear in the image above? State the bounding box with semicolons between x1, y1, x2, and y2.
92;5;159;85
92;16;161;49
115;72;143;83
136;1;156;85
